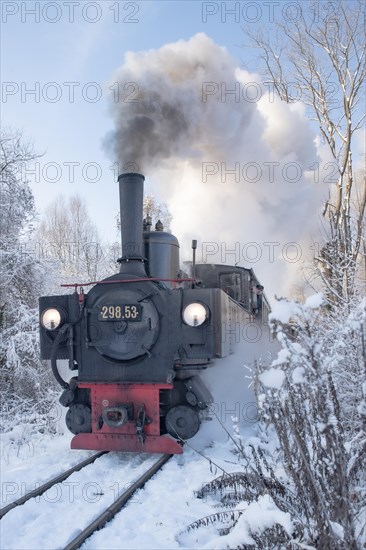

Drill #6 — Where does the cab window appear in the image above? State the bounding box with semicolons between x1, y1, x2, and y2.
219;272;241;301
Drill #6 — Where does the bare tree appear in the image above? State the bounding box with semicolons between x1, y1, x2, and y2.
247;0;366;304
38;194;106;283
143;195;172;231
116;194;172;234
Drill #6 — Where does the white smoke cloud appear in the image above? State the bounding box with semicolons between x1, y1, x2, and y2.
107;33;326;298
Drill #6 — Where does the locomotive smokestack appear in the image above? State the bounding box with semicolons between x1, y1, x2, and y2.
118;172;145;267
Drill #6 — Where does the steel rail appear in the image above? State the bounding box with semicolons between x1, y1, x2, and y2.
0;451;107;519
63;453;172;550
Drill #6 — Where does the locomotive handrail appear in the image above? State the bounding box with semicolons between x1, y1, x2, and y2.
61;277;197;291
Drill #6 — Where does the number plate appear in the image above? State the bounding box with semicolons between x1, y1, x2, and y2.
98;304;142;321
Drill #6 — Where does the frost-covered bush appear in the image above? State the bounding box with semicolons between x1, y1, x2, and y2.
255;295;365;549
0;304;59;434
186;296;365;549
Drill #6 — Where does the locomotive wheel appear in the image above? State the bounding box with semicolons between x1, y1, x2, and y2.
66;404;92;434
165;405;200;440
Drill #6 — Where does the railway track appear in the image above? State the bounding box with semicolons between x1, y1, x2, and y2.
0;452;172;550
63;453;172;550
0;451;107;519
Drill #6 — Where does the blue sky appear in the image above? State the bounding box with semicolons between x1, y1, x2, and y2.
3;1;363;301
2;1;266;239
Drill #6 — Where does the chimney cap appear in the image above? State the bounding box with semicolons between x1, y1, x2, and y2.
118;172;145;181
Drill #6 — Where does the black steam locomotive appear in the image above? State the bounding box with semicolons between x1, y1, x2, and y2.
39;173;269;454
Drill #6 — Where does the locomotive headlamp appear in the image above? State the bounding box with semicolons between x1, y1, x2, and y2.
41;308;62;330
183;303;209;327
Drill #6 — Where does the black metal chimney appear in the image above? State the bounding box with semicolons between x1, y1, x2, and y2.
118;172;146;274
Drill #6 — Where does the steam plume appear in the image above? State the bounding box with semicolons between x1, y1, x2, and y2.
107;33;325;297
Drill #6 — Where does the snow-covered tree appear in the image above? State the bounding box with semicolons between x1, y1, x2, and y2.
247;0;366;305
0;129;59;433
1;130;40;317
240;5;366;545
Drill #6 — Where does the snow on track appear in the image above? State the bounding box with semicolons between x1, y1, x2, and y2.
1;450;160;550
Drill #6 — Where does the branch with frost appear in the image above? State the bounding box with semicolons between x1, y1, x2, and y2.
253;295;364;548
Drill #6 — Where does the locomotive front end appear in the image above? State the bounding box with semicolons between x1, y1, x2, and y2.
39;172;218;454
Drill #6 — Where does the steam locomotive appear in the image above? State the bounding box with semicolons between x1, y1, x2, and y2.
39;173;269;454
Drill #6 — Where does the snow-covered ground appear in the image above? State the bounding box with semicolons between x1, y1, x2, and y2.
1;422;291;550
